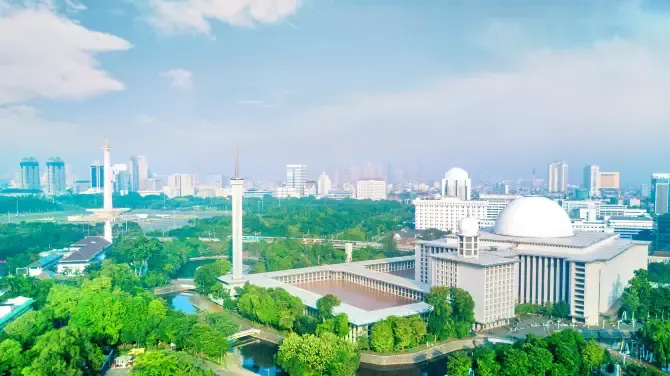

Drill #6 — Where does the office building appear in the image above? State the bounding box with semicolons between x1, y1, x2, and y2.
575;189;590;200
414;197;488;233
356;179;387;200
479;193;520;220
166;174;196;197
494;182;510;194
273;186;300;198
583;165;600;197
45;157;66;195
657;214;670;251
599;172;620;190
327;189;355;199
112;164;130;194
286;164;308;196
441;167;471;200
607;216;654;239
572;220;612;233
89;161;104;192
416;196;648;325
317;172;331;197
548;161;568;193
651;174;670;215
128;156;140;192
20;157;40;190
73;180;91;194
143;178;163;192
137;156;149;190
641;184;650;197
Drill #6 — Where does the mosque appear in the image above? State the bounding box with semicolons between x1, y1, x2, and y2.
220;165;648;338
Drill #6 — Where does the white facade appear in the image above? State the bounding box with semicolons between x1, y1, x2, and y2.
356;179;387;200
286;164;308;196
548;161;568;193
273;186;300;198
317;172;331;197
304;181;317;196
414;197;488;233
583;165;600;197
137;156;149;190
166;174;196;197
479;194;520;220
46;157;66;195
231;175;244;280
572;220;613;233
441;167;471;200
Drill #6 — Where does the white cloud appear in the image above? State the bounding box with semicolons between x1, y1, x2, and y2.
148;0;300;34
0;2;132;105
162;68;193;90
136;114;157;124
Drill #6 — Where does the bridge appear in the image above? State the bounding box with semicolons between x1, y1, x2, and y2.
228;328;260;341
153;278;196;295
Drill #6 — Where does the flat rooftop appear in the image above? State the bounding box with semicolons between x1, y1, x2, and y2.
295;280;414;310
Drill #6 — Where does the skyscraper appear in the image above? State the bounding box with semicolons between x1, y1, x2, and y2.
651;173;670;215
582;165;600;197
599;172;620;189
89;161;104;192
137;156;149;190
112;164;130;194
128;156;140;192
286;164;307;196
548;161;568;193
46;157;66;195
20;157;40;190
317;172;331;197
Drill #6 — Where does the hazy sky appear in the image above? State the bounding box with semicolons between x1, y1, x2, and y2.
1;0;670;185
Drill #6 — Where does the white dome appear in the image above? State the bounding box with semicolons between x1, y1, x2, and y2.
458;217;479;236
493;196;574;238
444;167;469;180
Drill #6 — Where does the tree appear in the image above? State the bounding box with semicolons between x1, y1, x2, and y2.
21;325;104;376
276;332;359;376
552;301;570;318
316;294;341;321
316;313;350;338
370;320;394;353
2;310;49;348
582;340;605;371
425;286;455;340
472;347;500;376
446;352;472;376
526;346;554;376
133;350;212;376
501;348;529;376
0;339;23;374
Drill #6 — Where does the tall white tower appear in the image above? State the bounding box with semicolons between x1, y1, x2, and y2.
457;217;480;259
87;138;128;243
231;148;244;280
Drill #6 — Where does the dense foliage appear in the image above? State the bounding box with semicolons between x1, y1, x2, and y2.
132;350;214;376
515;302;570;318
106;236;229;287
424;286;475;340
450;330;608;376
236;284;306;332
369;315;427;352
648;262;670;284
0;265;239;375
194;259;232;294
276;332;360;376
0;196;61;213
164;197;413;240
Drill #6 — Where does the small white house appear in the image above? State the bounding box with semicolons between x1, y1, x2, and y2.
57;237;111;275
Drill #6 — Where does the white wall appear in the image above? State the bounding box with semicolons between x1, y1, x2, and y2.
458;265;486;323
598;244;648;314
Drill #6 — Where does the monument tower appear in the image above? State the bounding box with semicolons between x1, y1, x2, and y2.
87;138;128;242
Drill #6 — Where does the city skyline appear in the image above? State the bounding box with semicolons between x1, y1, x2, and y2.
2;1;670;184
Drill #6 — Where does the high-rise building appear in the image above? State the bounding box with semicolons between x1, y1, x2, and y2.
20;157;40;190
548;161;568;193
112;164;130;194
599;172;620;189
356;179;387;200
317;172;331;197
641;184;650;197
583;165;600;197
286;164;307;196
441;167;471;200
128;156;140;192
64;163;74;187
45;157;66;195
137;156;149;190
166;173;196;197
89;161;104;192
479;194;520;220
651;173;670;215
657;214;670;251
304;180;317;196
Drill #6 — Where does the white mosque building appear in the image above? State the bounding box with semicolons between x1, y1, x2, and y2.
417;196;648;326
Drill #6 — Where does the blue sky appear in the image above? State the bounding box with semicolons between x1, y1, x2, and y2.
1;0;670;185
